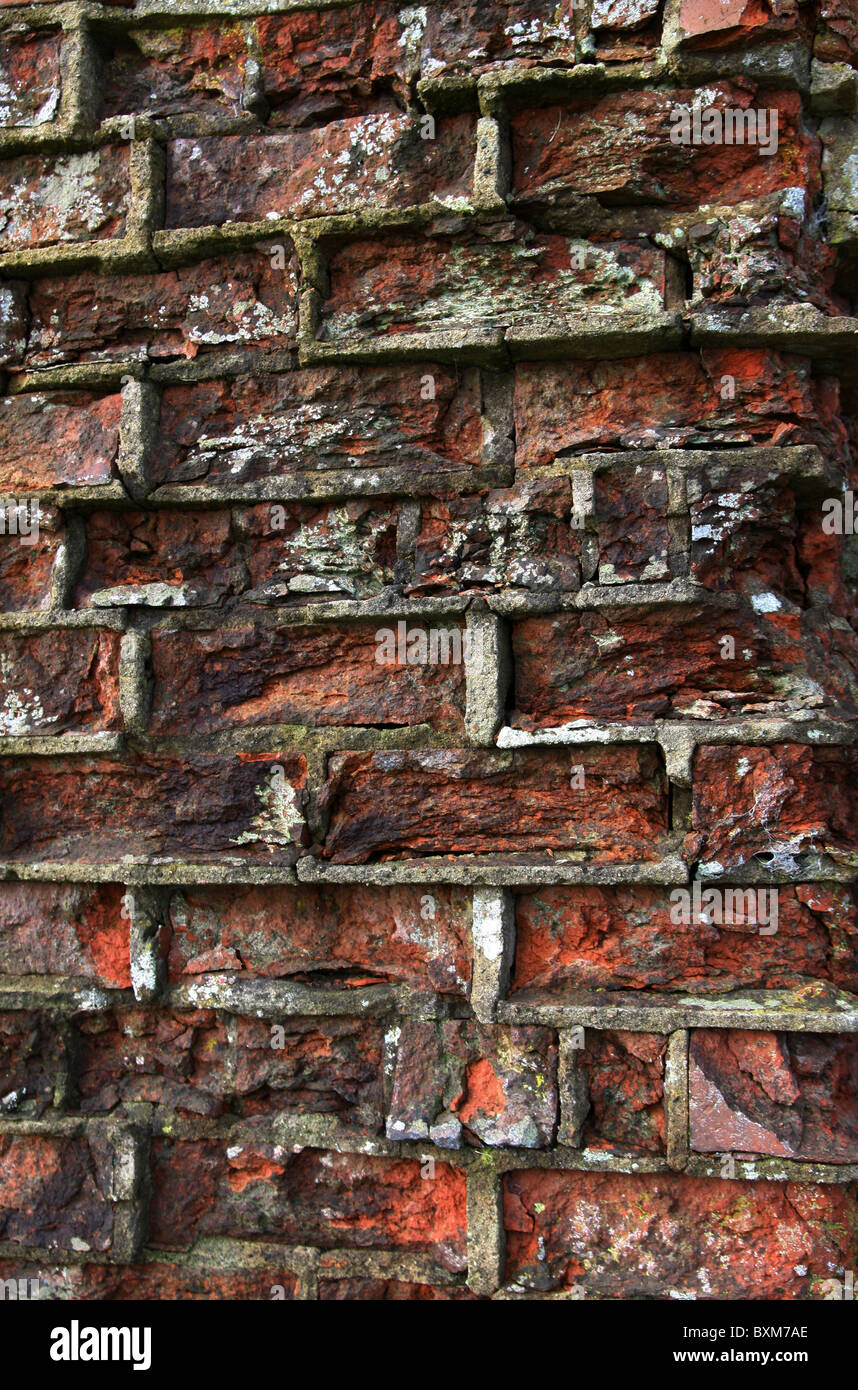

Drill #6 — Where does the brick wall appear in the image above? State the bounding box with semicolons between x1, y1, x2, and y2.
0;0;857;1303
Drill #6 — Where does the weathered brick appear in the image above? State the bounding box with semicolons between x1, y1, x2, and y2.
76;1008;229;1118
317;227;666;343
504;1170;858;1296
0;1012;65;1116
151;365;484;486
0;281;27;367
409;480;582;596
0;392;121;491
511;883;858;997
0;752;308;865
510;604;858;725
319;1277;475;1299
0;506;61;611
0;26;61;127
0;1135;114;1252
689;744;858;872
24;251;298;368
149;621;467;734
415;0;577;77
511;88;819;211
321;747;669;863
387;1021;557;1147
101;25;248;120
167;884;472;994
243;500;399;604
514;351;844;464
0;1260;299;1300
577;1030;666;1154
0;628;122;734
76;509;239;609
258;4;406;124
690;1029;858;1162
674;0;805;49
815;0;858;63
0;146;131;251
0;883;131;988
233;1016;384;1125
165;115;476;228
594;460;673;583
149;1143;467;1270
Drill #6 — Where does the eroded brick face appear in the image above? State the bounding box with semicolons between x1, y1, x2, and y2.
0;0;856;1315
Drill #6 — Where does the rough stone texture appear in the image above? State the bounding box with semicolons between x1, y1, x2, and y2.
318;227;666;342
321;747;669;863
152;365;483;485
0;26;62;128
512;883;858;997
689;1029;858;1162
0;883;130;988
504;1171;858;1297
0;146;131;251
0;392;122;490
0;752;308;865
150;1143;467;1270
166;115;477;228
0;628;123;734
23;252;299;368
167;884;472;994
149;622;467;733
0;0;856;1308
387;1020;557;1147
689;744;858;872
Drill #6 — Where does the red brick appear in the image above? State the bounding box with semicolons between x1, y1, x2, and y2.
149;1142;467;1270
76;1008;230;1118
151;365;484;486
165;115;476;228
0;752;308;865
511;883;858;997
578;1030;666;1154
0;1012;65;1116
0;146;131;251
815;0;858;63
259;4;407;125
166;883;472;995
0;882;131;989
504;1170;858;1296
101;25;248;120
0;282;27;367
321;747;669;863
688;744;858;871
319;1277;476;1299
0;1260;299;1300
690;1030;858;1162
24;251;298;369
0;26;61;127
514;351;844;465
0;628;122;734
688;454;849;602
595;460;673;582
510;604;858;725
409;480;582;596
0;392;121;491
318;227;666;343
149;621;467;734
675;0;804;49
416;0;577;77
0;506;61;611
511;88;819;210
387;1021;557;1147
0;1135;114;1252
232;1016;384;1125
243;499;399;604
76;509;239;608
